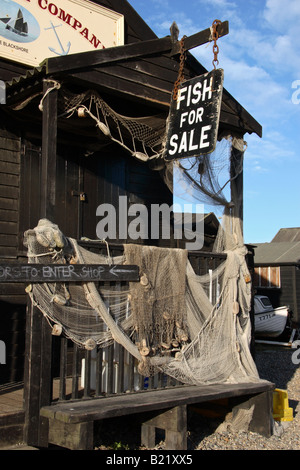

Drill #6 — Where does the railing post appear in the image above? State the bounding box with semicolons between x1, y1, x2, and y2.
23;299;53;447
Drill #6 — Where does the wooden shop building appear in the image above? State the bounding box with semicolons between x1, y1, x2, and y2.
0;0;273;451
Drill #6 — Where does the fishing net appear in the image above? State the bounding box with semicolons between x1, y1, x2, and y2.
57;88;167;162
24;211;260;386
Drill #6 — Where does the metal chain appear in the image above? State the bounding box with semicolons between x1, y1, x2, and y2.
212;19;222;69
173;35;187;101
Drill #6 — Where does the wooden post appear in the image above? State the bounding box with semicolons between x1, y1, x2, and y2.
230;133;244;231
230;390;274;437
23;299;53;447
141;405;187;450
40;79;58;221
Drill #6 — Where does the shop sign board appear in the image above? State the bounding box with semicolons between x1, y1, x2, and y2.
0;0;124;67
164;68;224;161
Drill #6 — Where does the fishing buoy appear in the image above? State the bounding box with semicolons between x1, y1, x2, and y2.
53;294;67;306
77;107;86;118
97;121;111;136
85;338;97;350
140;346;150;356
52;324;63;336
132;152;149;162
232;301;240;315
140;274;149;286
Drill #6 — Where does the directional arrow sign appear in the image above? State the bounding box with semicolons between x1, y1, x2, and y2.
0;264;140;283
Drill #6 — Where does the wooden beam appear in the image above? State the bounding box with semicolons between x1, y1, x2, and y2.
171;21;229;55
40;80;58;221
44;22;229;75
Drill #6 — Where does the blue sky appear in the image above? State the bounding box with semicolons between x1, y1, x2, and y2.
128;0;300;243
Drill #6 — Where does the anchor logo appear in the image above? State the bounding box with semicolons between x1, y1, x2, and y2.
45;21;71;56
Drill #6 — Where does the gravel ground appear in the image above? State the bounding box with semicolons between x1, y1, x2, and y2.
189;345;300;450
94;344;300;451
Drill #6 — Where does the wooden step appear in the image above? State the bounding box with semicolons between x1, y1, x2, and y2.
0;411;25;447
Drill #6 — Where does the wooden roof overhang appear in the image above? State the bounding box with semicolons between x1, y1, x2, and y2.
4;21;262;142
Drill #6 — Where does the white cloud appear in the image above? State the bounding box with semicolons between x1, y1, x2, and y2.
263;0;300;32
261;0;300;76
209;0;236;6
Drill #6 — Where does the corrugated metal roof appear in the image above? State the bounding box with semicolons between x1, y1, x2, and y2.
254;241;300;265
5;65;45;88
271;228;300;243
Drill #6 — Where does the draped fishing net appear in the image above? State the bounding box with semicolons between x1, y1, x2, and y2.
57;88;167;162
24;200;260;387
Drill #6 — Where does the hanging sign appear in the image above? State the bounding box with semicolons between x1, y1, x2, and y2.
0;0;124;67
163;68;224;161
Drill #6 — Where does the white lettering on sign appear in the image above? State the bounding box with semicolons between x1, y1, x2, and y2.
176;78;213;110
164;69;224;161
168;125;212;156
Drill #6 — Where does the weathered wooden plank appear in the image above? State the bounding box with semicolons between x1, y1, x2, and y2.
0;173;19;187
0;198;18;211
18;141;42;252
41;381;274;424
0;209;18;222
55;150;81;239
47;419;93;450
23;302;43;446
0;149;20;164
141;405;187;450
0;221;18;235
0;161;20;175
171;21;229;55
0;185;18;199
45;22;229;74
0;263;139;283
93;63;175;95
0;136;21;152
71;69;171;107
0;282;25;296
46;36;173;74
0;247;18;258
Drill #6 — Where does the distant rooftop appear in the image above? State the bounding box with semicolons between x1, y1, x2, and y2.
254;227;300;265
254;241;300;265
271;227;300;243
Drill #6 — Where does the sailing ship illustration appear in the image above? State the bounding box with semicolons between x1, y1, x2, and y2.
0;8;28;37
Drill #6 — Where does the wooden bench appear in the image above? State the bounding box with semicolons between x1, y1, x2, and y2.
40;381;275;450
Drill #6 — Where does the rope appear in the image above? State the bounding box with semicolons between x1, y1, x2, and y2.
39;80;61;112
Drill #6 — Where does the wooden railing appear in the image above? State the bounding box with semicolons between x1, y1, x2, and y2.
22;242;227;445
48;243;227;403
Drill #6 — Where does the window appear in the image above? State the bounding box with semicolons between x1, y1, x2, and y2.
253;266;281;288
